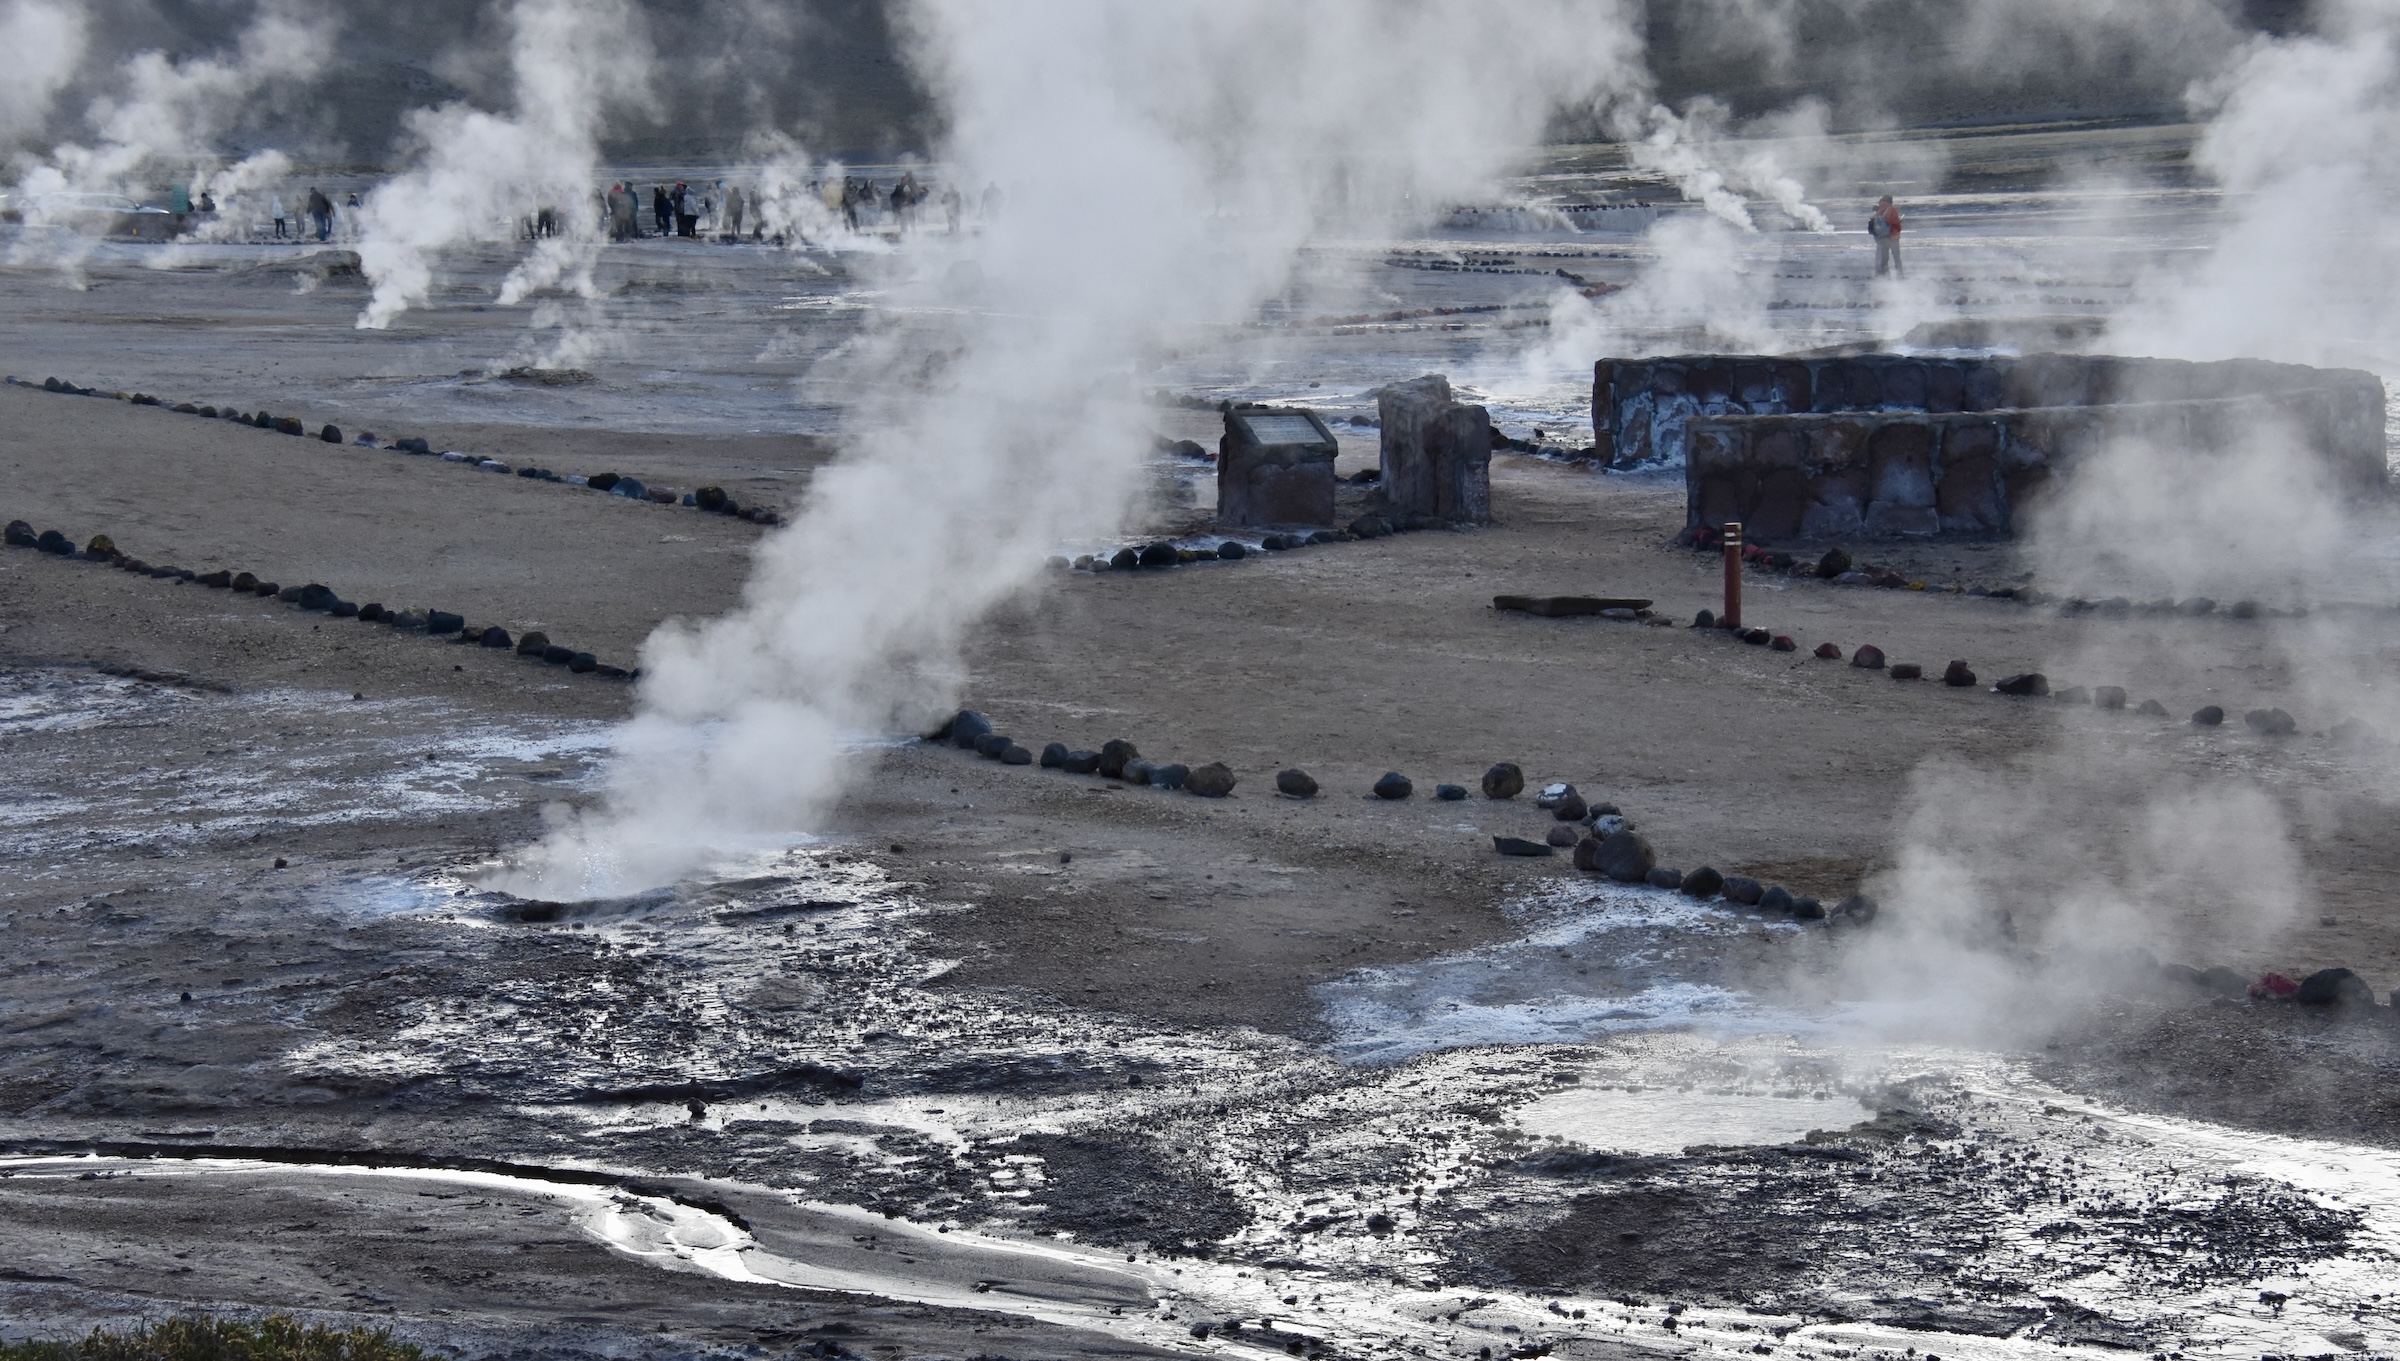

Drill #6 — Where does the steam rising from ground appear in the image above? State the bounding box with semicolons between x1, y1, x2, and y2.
354;0;654;330
5;4;331;278
492;0;1648;897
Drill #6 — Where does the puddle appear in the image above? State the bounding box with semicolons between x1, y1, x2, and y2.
1515;1085;1873;1155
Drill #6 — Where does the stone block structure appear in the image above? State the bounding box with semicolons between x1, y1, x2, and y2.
1218;405;1338;528
1378;374;1492;526
1590;353;2387;539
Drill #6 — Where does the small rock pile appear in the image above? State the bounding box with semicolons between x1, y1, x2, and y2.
4;519;634;680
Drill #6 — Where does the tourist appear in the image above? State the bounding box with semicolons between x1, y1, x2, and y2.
674;181;697;238
307;186;333;242
652;185;671;236
941;183;961;234
722;181;744;240
269;192;288;240
1871;195;1903;278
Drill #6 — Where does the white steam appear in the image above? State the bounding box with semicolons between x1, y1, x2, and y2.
492;0;1649;897
7;4;333;276
354;0;654;331
0;0;86;146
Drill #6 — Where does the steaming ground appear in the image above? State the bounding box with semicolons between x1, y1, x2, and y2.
4;126;2400;1356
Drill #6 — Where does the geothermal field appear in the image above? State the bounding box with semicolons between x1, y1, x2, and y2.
4;2;2400;1359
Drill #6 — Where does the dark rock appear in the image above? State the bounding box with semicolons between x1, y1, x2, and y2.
1722;875;1765;906
1814;547;1852;579
1770;635;1796;651
695;485;729;512
480;628;513;649
1692;608;1715;629
2054;685;2090;704
3;521;34;547
1152;763;1190;790
2094;685;2127;710
1122;758;1155;785
1372;771;1413;800
273;416;306;436
2296;967;2374;1008
1553;791;1588;822
541;644;574;664
2228;599;2262;619
2245;707;2297;736
1307;530;1338;545
2192;705;2225;726
426;611;465;635
1889;663;1923;680
1545;824;1581;848
1792;897;1826;920
1040;742;1069;768
1943;660;1977;687
252;581;280;597
1261;534;1292;550
1098;738;1140;779
357;603;386;621
1646;866;1683;890
454;627;487;644
278;585;305;603
2197;964;2249;997
1062;750;1101;774
82;533;117;559
1738;627;1769;645
974;732;1012;758
2137;699;2168;716
568;653;598;673
1814;642;1842;660
1434;784;1466;800
1482;762;1525;799
1275;769;1319;798
1138;542;1180;568
1593;830;1655;882
1850;644;1886;670
516;631;550;656
1109;547;1139;570
1681;866;1724;899
1217;541;1247;560
329;601;358;618
1493;836;1553;857
949;710;994;748
36;529;73;555
389;611;427;631
2181;597;2218;616
1835;893;1878;923
295;583;338;611
1186;762;1236;797
586;472;621;491
1535;782;1576;810
319;424;342;443
1759;885;1795;914
1348;515;1390;538
1001;744;1034;766
1994;673;2050;697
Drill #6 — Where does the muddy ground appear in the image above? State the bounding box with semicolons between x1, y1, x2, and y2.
3;381;2399;1357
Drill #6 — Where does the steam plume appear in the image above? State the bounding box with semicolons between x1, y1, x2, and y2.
0;0;86;146
354;0;654;331
493;0;1650;897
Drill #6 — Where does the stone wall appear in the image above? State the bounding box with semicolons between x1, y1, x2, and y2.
1588;353;2388;539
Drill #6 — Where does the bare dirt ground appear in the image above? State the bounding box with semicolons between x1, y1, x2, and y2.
3;382;2398;1355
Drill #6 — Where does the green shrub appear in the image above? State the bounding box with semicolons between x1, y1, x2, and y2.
0;1315;424;1361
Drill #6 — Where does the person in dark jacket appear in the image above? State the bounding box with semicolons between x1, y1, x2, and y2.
653;185;672;236
307;187;333;242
